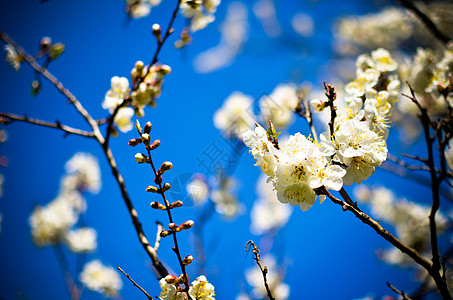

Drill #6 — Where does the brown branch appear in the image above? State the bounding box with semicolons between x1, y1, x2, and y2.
386;281;413;300
0;31;104;143
117;266;153;300
324;82;337;138
101;145;168;278
324;185;451;300
137;124;190;292
53;244;80;300
0;31;169;279
0;112;95;138
388;153;453;181
404;85;451;300
295;90;318;142
398;0;451;45
245;240;276;300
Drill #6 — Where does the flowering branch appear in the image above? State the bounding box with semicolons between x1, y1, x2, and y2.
0;112;95;138
117;266;153;300
104;0;181;148
245;240;276;300
133;121;191;292
0;31;169;278
0;31;104;141
398;0;451;45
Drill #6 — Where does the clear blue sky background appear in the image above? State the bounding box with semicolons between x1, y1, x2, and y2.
0;0;441;299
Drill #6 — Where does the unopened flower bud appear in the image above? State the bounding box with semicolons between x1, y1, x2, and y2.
160;230;172;238
157;64;172;75
179;220;194;231
159;161;173;174
40;36;52;52
135;60;144;71
128;138;142;147
169;200;183;209
49;43;65;60
162;182;171;192
150;139;161;150
146;186;159;193
135;120;142;133
177;274;186;284
150;201;166;209
135;153;147;163
144;121;152;134
168;223;178;231
152;23;162;41
164;275;178;284
182;255;194;265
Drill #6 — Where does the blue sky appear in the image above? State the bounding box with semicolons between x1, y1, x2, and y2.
0;0;442;299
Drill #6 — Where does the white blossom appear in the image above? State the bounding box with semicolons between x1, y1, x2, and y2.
80;260;122;297
214;92;256;139
211;178;243;218
188;275;215;300
103;76;130;112
65;152;101;193
159;278;186;300
186;175;209;205
65;227;97;253
250;174;292;235
29;197;79;246
259;84;299;129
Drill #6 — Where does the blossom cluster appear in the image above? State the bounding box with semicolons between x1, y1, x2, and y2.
79;259;123;298
125;0;162;19
214;83;300;139
334;7;412;53
242;48;399;210
29;153;100;250
102;61;171;133
159;274;215;300
180;0;221;32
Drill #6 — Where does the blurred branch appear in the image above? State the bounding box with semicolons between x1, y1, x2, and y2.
117;266;153;300
295;89;318;142
388;153;453;182
53;244;80;300
0;112;95;138
404;85;450;300
245;240;275;300
154;221;163;252
398;0;451;45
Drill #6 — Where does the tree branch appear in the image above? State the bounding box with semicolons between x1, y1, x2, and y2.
398;0;451;45
117;266;153;300
0;112;95;138
245;240;276;300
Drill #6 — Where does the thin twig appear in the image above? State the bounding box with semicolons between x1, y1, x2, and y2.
388;153;453;181
117;266;153;300
0;112;95;138
0;31;104;143
53;244;80;300
398;0;451;45
245;240;276;300
295;90;318;142
386;281;413;300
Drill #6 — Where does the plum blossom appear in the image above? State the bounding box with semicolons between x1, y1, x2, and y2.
65;227;97;253
80;260;122;298
188;275;215;300
259;84;299;129
214;92;256;139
